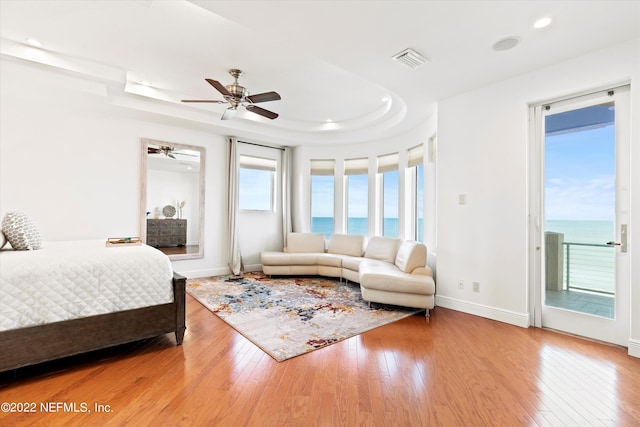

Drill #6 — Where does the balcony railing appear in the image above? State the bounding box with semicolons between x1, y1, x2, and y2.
562;242;615;295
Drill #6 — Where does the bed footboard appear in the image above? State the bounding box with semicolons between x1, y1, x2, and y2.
0;272;186;372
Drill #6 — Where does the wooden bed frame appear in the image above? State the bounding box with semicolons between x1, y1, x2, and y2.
0;272;186;372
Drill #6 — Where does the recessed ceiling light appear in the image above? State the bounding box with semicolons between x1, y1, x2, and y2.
326;118;333;123
25;38;42;48
534;17;552;29
492;36;521;52
381;96;390;102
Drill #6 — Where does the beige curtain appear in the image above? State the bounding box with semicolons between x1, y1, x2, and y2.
228;137;243;275
281;147;292;247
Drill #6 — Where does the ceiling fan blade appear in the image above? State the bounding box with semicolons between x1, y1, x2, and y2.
246;91;281;103
181;99;226;104
221;107;237;120
206;78;232;97
246;104;279;120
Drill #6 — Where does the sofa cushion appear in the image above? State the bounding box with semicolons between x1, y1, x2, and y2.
327;234;364;257
363;236;401;263
285;232;325;253
261;251;319;266
394;241;427;273
360;261;435;295
341;256;363;272
316;253;343;267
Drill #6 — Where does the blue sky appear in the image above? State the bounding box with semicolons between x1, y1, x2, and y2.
311;175;334;217
347;174;368;217
311;171;399;218
545;105;615;221
239;168;272;210
382;171;399;218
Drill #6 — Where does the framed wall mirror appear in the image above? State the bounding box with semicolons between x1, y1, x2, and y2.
140;138;205;261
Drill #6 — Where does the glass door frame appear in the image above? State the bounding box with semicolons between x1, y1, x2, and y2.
528;84;631;347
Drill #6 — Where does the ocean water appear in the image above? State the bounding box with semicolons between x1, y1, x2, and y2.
313;217;615;293
545;219;614;244
545;219;615;293
311;217;400;238
311;217;424;241
313;217;613;244
311;217;334;238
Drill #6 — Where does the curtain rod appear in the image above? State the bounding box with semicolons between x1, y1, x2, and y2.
236;139;286;151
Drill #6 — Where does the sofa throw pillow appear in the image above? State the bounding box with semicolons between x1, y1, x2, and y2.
0;230;6;249
1;211;42;250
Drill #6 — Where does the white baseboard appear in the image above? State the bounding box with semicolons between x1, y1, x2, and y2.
244;263;263;273
176;264;263;279
435;295;530;328
177;267;230;279
628;339;640;358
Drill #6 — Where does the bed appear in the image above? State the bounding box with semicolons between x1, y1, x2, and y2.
0;240;186;372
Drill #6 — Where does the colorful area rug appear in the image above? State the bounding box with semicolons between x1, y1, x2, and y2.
186;272;421;362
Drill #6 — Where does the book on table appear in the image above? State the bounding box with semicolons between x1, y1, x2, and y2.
106;237;142;246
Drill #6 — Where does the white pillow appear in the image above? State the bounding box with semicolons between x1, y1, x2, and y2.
1;211;42;250
0;230;6;249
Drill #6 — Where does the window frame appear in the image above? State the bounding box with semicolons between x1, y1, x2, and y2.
414;163;424;242
408;144;425;242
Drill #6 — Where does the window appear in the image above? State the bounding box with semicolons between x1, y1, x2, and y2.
378;153;399;237
310;159;335;238
415;164;424;242
239;155;276;211
408;144;424;242
345;157;369;235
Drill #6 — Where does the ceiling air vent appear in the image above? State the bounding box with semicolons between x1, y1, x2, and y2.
392;48;428;69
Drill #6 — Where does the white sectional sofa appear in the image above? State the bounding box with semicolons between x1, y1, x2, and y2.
260;233;435;314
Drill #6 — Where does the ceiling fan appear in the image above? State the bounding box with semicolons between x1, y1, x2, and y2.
148;146;198;159
148;145;176;158
181;69;281;120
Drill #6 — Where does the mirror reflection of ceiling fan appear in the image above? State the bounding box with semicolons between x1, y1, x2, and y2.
147;146;198;159
181;69;281;120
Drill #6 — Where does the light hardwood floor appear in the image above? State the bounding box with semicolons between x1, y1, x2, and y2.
1;295;639;426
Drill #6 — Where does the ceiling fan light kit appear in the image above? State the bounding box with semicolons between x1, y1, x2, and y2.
182;69;281;120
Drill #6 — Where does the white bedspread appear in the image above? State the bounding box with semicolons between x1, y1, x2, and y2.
0;240;174;332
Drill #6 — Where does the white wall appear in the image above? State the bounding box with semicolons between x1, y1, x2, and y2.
0;57;230;278
435;38;639;350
